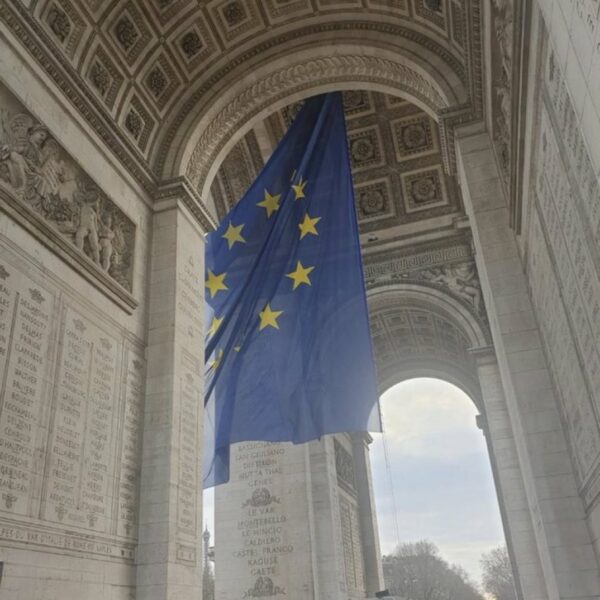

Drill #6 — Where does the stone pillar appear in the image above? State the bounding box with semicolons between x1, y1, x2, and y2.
215;441;317;599
136;179;212;600
215;434;381;600
472;347;547;600
307;433;381;599
351;433;385;596
309;436;354;600
456;127;600;600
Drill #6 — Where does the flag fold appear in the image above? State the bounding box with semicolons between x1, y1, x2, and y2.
204;92;381;487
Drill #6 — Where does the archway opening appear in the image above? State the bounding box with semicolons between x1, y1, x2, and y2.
371;377;506;587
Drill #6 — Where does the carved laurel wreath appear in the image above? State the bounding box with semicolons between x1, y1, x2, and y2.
185;55;449;192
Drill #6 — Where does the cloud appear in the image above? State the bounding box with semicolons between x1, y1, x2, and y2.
373;377;483;461
371;378;506;582
203;378;506;585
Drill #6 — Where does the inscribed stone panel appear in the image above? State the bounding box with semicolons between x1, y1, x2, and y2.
215;441;313;599
115;349;145;539
41;305;121;533
0;259;55;516
0;239;140;559
527;208;600;485
177;352;201;545
339;494;366;596
528;44;600;496
543;47;600;253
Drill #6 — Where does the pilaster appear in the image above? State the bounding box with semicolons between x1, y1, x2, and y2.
136;180;209;599
351;433;385;596
472;346;547;600
456;127;600;600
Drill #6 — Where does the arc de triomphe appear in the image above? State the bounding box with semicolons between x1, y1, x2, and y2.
0;1;599;599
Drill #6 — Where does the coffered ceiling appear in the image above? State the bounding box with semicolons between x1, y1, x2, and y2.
0;0;483;192
211;90;463;237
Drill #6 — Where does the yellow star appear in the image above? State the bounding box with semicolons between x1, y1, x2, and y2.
259;304;284;331
257;190;281;218
234;345;242;353
205;269;228;298
222;221;246;249
292;177;307;200
299;213;321;239
286;261;315;290
208;315;224;338
211;349;224;370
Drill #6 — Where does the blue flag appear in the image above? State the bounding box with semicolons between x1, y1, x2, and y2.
203;92;381;487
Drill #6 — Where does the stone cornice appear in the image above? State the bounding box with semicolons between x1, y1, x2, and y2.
508;0;535;234
363;233;472;273
154;177;218;233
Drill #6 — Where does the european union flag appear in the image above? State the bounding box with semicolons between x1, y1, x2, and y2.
203;93;380;487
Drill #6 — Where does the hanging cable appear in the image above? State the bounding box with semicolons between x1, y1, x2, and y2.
380;404;402;553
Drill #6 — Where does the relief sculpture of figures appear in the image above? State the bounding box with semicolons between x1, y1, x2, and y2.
493;0;513;80
421;263;483;315
74;188;101;264
0;109;134;291
491;0;514;174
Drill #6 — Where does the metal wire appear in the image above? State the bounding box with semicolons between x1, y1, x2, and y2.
379;402;402;553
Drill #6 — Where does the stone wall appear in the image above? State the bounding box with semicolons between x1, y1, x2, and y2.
0;63;151;598
215;435;382;599
215;441;316;599
525;0;600;562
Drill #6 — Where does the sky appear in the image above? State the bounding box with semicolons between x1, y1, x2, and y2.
202;377;506;585
371;378;506;582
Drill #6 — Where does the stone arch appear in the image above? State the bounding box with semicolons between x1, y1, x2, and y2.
159;28;476;197
368;283;489;410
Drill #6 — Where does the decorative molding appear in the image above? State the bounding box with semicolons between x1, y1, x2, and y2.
0;517;135;561
490;0;514;183
155;176;218;232
185;54;450;191
364;236;472;278
0;1;158;190
161;14;475;174
1;2;484;194
508;0;535;233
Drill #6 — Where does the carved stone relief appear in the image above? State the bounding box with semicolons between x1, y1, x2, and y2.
211;130;264;218
417;262;483;315
0;85;136;293
366;243;485;319
490;0;514;178
243;576;286;598
334;438;356;494
0;0;482;194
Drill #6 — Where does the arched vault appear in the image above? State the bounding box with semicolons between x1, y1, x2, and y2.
368;283;489;409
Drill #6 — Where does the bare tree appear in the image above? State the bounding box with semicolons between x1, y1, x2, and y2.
383;540;484;600
480;546;516;600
